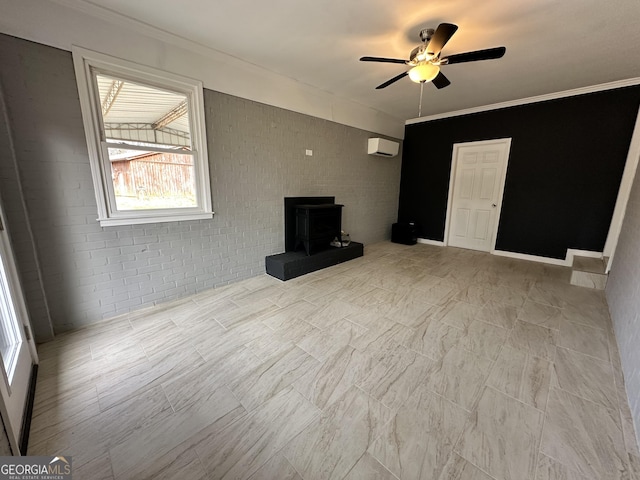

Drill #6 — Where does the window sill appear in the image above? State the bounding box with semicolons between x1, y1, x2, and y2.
98;212;214;227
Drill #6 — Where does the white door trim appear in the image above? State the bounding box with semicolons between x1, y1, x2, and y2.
444;138;512;252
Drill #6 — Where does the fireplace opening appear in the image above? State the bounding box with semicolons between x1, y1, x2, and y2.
284;196;335;252
294;203;343;255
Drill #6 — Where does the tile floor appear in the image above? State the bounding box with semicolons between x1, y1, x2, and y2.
29;242;640;480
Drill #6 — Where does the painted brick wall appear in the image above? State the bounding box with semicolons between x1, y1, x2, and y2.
607;163;640;449
0;34;402;338
0;72;54;341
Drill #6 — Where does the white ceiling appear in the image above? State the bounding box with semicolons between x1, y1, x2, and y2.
2;0;640;137
69;0;640;122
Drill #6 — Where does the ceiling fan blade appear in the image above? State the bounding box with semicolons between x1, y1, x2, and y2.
441;46;506;65
360;56;407;64
375;71;408;89
427;23;459;55
432;71;451;89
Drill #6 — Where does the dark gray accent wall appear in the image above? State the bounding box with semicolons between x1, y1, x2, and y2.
399;87;640;259
0;34;402;339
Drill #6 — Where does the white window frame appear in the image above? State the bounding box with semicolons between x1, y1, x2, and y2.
72;47;213;226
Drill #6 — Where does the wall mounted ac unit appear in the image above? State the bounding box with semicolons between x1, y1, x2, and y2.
367;138;399;157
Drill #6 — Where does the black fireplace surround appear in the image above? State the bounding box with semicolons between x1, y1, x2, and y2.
265;196;363;281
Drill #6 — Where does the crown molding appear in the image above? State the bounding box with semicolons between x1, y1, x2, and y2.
406;77;640;125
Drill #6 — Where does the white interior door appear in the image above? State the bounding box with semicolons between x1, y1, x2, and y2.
446;139;511;252
0;201;37;454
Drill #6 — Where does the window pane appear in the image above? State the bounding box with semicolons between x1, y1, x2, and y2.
108;147;197;210
0;255;20;373
95;73;191;149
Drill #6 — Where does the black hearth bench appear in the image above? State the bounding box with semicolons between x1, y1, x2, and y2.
265;242;364;281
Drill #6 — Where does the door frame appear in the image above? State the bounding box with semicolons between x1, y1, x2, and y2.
444;138;513;252
0;200;38;454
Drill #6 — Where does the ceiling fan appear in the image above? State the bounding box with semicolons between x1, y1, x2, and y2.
360;23;506;89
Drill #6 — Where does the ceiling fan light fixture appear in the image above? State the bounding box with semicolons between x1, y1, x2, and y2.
408;63;440;84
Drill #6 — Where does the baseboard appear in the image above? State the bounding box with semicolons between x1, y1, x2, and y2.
417;238;445;247
492;249;568;266
565;248;603;264
19;363;38;455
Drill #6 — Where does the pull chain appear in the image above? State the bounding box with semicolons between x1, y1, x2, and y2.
418;81;425;117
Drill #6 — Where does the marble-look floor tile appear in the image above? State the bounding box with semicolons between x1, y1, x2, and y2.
30;384;100;443
476;300;518;329
370;385;468;479
536;454;591;480
559;303;611;331
215;298;280;329
629;454;640;480
436;300;478;330
518;300;562;330
196;386;319;480
540;387;628;480
305;300;365;329
402;318;465;361
487;286;528;308
259;300;318;331
30;241;638;480
246;318;319;360
551;347;617;410
29;418;107;469
117;445;208;480
558;321;610;362
110;386;245;478
31;385;174;469
414;281;457;306
368;271;415;292
229;344;319;411
96;348;205;411
246;453;302;480
73;453;114;480
343;453;398;480
438;454;494;480
349;319;413;360
284;386;392;480
486;345;551;410
507;320;557;361
358;344;433;411
425;345;494;411
455;387;544;480
410;273;442;292
461;320;508;361
193;318;272;361
231;282;285;306
385;296;440;328
133;321;195;360
171;303;229;338
297;319;367;361
192;282;250;307
161;346;262;412
454;285;492;307
293;346;376;411
528;284;566;308
618;380;640;456
350;287;406;309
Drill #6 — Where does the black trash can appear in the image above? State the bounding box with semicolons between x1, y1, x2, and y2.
391;222;418;245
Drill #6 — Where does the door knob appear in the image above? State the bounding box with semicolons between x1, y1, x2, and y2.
492;203;497;208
